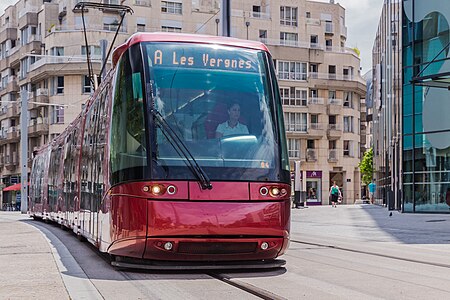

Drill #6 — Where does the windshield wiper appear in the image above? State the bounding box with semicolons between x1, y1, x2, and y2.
151;109;212;190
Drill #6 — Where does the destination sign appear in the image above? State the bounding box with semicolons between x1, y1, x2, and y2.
146;44;260;73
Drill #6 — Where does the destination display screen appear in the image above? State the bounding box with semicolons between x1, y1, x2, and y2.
146;43;260;73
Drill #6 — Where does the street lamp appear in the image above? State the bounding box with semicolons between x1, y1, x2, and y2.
215;18;220;36
245;21;250;40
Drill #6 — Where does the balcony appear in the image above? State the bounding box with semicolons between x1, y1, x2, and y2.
6;126;20;143
327;124;342;139
308;123;324;138
134;0;151;6
340;26;347;38
328;149;338;162
0;27;17;44
4;153;19;171
5;76;19;93
328;98;343;115
308;97;324;105
28;118;49;137
28;55;102;82
18;7;38;29
306;149;317;162
28;88;49;109
250;11;270;19
6;104;19;118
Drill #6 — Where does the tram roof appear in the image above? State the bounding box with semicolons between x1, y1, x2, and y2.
112;32;270;67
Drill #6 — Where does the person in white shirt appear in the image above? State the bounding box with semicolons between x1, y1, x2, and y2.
215;102;249;138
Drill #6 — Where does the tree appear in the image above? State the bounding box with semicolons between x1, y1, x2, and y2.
359;148;373;186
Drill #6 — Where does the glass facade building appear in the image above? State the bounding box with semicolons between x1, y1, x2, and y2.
373;0;450;213
403;0;450;212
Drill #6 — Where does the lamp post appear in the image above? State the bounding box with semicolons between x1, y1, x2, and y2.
20;90;28;214
215;18;220;36
245;21;250;39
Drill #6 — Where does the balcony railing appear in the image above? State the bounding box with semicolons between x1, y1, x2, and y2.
308;97;324;105
306;149;317;162
250;11;270;19
328;98;342;105
309;123;323;130
29;55;102;72
328;124;341;131
328;149;338;161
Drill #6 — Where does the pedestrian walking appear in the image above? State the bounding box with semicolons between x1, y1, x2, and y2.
368;180;376;204
329;181;341;208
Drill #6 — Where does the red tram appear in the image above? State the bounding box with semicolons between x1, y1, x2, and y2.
29;32;291;269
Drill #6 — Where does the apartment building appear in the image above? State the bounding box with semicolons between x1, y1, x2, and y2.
0;0;365;209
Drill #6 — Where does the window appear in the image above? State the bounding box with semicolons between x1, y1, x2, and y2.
280;6;298;26
161;1;182;14
103;17;121;31
306;12;311;18
161;26;182;32
280;32;298;46
252;5;261;18
50;76;64;95
310;35;319;48
343;140;352;156
343;116;353;132
259;30;267;42
288;138;300;158
51;47;64;56
82;75;91;94
280;87;307;106
343;67;352;80
81;45;100;56
329;115;336;125
309;89;318;98
343;91;352;107
309;63;318;78
110;45;147;185
310;114;319;129
325;20;333;33
329;140;336;149
137;21;146;32
325;39;332;51
277;60;306;80
51;106;64;124
329;90;336;99
284;112;307;132
328;65;336;79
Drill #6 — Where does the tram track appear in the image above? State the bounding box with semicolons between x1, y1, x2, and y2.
207;272;287;300
291;239;450;269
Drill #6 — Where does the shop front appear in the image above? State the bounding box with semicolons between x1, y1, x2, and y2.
306;171;322;205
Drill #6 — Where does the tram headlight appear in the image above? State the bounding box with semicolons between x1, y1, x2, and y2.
261;242;269;250
151;185;162;195
164;242;173;251
270;187;281;197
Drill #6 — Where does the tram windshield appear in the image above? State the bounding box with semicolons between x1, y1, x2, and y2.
143;42;288;181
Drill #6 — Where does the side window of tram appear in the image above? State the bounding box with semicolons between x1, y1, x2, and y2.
80;87;108;211
110;49;146;185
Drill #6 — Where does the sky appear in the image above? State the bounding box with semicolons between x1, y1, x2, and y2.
1;0;383;73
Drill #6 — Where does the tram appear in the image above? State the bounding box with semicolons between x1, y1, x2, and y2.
29;32;291;269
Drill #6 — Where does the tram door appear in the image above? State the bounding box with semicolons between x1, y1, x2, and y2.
80;89;108;242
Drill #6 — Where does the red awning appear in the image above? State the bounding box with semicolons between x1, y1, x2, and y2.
3;183;21;191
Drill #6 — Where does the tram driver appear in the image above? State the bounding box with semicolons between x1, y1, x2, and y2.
215;102;249;138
